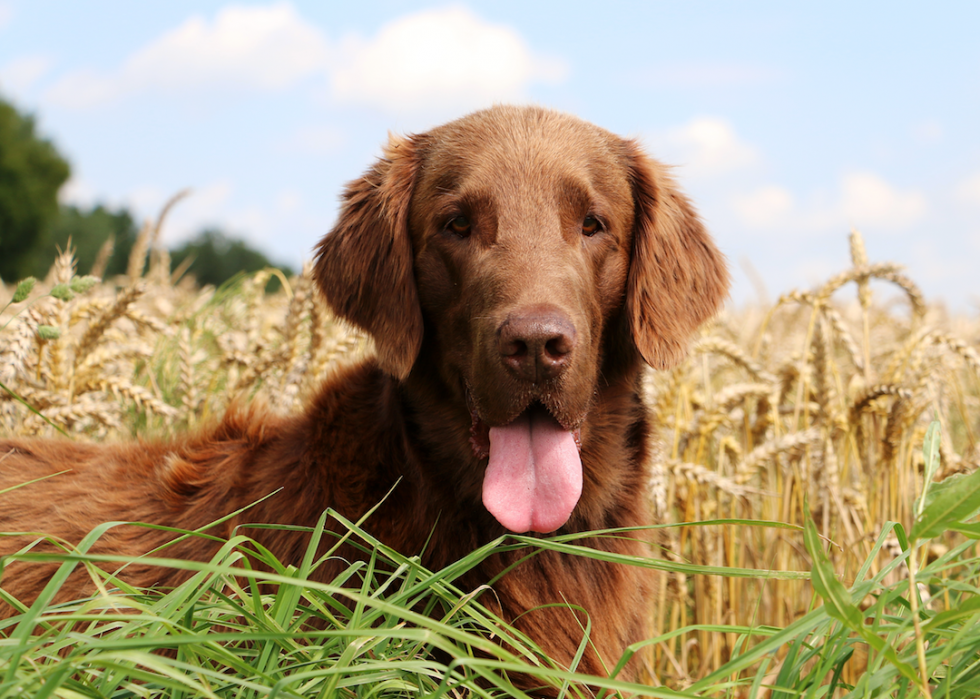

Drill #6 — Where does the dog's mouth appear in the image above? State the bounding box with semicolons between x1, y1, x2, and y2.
468;398;583;534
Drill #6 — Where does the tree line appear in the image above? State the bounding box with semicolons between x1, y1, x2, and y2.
0;93;292;286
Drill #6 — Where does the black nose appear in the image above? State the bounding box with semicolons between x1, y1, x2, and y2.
497;306;577;383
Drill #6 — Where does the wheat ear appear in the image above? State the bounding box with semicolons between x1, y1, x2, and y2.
74;283;146;369
90;235;115;279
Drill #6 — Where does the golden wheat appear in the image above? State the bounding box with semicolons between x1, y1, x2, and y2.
639;233;977;683
0;222;976;687
90;234;115;281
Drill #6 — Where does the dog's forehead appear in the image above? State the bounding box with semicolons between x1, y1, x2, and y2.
417;107;632;203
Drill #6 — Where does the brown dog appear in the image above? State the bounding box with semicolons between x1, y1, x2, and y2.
0;106;728;688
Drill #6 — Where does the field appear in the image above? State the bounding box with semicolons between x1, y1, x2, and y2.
1;221;979;698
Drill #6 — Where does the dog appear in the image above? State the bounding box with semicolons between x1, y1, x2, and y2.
0;105;728;689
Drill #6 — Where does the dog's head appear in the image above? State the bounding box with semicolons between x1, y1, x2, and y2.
315;106;729;533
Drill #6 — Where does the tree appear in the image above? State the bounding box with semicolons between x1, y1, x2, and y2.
170;229;293;289
0;94;71;281
47;204;140;278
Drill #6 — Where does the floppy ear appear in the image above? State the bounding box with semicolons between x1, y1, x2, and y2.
624;141;730;369
314;134;423;380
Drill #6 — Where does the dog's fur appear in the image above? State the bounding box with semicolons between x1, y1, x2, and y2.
0;106;728;687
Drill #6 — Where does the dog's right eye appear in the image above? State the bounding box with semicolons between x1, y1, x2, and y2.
581;215;602;237
446;216;472;237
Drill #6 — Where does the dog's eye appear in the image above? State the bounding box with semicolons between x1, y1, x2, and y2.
581;215;602;236
447;215;471;237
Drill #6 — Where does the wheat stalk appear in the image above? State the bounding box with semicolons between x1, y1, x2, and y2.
849;229;871;308
815;262;902;304
74;342;155;378
179;325;200;418
875;268;927;320
882;325;933;383
127;220;153;282
694;336;776;384
277;265;313;409
739;428;822;475
90;234;115;279
882;394;909;467
0;313;36;386
931;332;980;378
811;315;834;425
37;397;125;432
849;383;913;420
711;382;774;411
822;304;864;372
125;307;170;336
74;283;146;369
97;377;178;420
48;244;76;285
667;459;760;497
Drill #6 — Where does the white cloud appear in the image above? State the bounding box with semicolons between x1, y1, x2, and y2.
59;176;100;208
840;171;926;229
0;54;52;94
46;2;328;108
45;68;116;109
731;185;795;229
331;5;567;113
955;173;980;206
658;117;759;180
39;4;562;115
125;184;169;215
125;3;327;90
731;171;927;234
653;117;928;236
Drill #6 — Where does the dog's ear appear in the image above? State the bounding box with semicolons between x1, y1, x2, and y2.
314;134;423;380
624;141;730;369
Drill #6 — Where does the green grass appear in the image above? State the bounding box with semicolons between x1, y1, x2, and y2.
3;436;980;699
2;511;704;698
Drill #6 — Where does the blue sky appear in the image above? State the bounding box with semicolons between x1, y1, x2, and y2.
1;1;978;308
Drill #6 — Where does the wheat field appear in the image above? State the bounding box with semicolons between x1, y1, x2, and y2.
1;216;978;696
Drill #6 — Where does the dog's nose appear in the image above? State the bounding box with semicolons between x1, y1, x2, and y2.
498;307;576;382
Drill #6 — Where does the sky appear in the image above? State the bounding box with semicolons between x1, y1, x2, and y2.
1;1;978;310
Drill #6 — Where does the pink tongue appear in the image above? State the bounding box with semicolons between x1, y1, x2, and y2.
482;410;582;533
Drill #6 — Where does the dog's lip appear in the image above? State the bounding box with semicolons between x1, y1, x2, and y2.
466;389;582;459
465;387;578;430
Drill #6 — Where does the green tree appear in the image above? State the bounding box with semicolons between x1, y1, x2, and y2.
170;229;292;289
0;94;71;281
46;204;140;278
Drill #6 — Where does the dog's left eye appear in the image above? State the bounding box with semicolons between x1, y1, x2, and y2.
447;215;472;237
582;215;602;236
